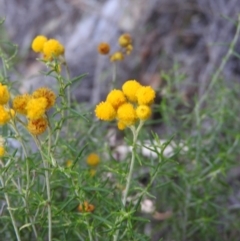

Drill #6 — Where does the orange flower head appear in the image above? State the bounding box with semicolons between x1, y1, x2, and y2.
97;42;110;55
27;117;48;135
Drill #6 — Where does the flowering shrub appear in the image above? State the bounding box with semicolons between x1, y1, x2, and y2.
1;18;240;241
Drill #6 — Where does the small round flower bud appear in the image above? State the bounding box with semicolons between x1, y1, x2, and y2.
86;153;100;167
97;42;110;55
118;33;132;47
110;52;124;62
136;105;152;120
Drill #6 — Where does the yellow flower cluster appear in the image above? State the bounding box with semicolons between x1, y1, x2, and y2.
97;33;133;62
95;80;156;130
32;35;64;61
13;87;56;135
0;83;14;125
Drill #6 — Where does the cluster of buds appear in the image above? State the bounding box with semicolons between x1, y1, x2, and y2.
12;87;56;135
97;33;133;62
95;80;156;130
77;201;95;213
31;35;64;61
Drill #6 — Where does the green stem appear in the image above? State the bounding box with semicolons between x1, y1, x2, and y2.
65;62;71;111
0;49;8;81
0;169;22;241
113;121;144;241
111;62;117;89
33;136;52;241
63;60;71;134
86;222;93;241
195;14;240;123
52;61;70;151
10;122;38;238
194;14;240;162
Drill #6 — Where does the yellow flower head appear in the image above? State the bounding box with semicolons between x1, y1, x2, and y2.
117;103;137;126
0;146;5;157
0;83;10;105
26;97;47;120
95;101;116;121
117;121;126;130
122;80;142;102
97;42;110;55
32;87;56;110
86;153;100;167
136;86;156;105
13;94;32;115
106;89;127;110
32;35;48;53
136;105;152;120
77;201;95;213
43;39;65;60
66;160;73;168
110;51;124;62
27;117;48;135
118;33;132;47
0;106;11;125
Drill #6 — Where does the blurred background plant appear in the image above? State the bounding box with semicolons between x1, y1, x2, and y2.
1;0;240;241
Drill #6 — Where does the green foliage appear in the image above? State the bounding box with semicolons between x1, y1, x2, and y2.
1;16;240;241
